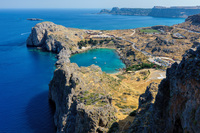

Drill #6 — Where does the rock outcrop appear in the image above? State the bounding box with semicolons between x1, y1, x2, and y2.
128;46;200;132
27;22;86;53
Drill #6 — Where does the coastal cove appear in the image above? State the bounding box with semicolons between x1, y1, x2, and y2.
0;9;186;133
70;48;126;74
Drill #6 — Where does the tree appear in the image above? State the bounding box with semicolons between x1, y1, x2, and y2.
92;40;98;46
88;38;93;44
100;40;104;44
85;40;88;44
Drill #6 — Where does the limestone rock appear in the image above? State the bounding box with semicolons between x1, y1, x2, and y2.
27;22;55;47
27;22;86;53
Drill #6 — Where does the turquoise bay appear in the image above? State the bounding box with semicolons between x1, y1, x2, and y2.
70;49;125;73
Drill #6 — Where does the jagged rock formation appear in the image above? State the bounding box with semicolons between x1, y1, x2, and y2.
99;6;200;18
49;62;118;133
128;46;200;132
27;22;86;53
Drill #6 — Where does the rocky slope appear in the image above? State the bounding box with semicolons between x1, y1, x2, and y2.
128;46;200;132
176;13;200;32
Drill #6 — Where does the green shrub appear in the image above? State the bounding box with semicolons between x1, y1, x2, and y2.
126;63;161;71
116;75;126;80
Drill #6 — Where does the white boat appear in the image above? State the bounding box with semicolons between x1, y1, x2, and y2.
93;57;97;59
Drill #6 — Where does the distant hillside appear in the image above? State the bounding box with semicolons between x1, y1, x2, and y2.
100;7;151;16
99;6;200;18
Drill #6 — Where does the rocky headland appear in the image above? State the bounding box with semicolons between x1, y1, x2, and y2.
99;6;200;18
27;22;87;53
27;22;120;132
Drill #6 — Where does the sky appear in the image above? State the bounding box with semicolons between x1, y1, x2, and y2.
0;0;200;9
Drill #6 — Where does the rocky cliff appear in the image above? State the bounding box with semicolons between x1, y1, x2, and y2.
49;62;118;133
128;46;200;132
27;22;86;53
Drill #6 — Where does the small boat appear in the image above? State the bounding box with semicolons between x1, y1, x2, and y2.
93;57;97;59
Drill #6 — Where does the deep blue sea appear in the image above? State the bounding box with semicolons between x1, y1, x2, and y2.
0;9;184;133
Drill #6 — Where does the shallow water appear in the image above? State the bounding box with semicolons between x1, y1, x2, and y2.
70;48;126;73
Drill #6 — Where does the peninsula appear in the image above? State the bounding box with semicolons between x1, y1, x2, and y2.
99;6;200;18
27;13;200;132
